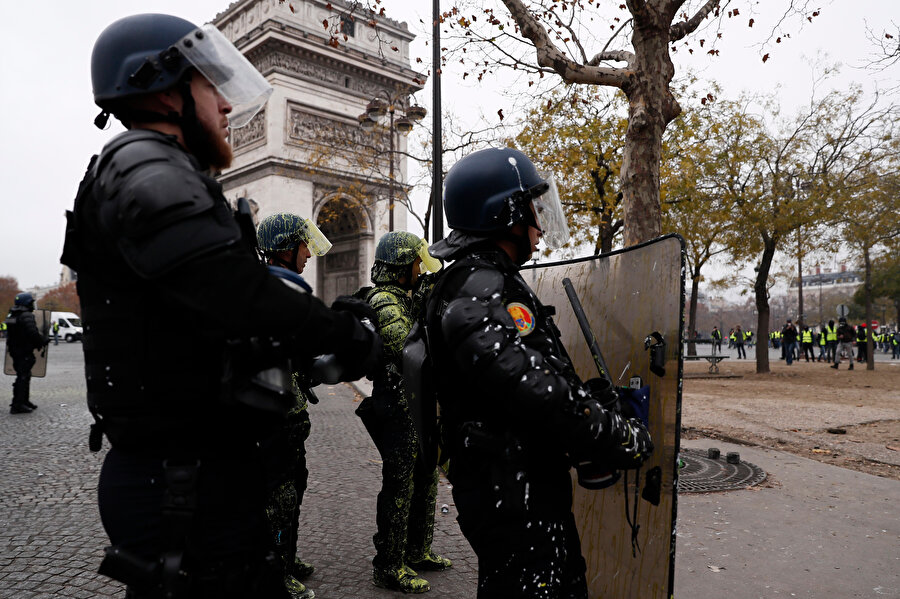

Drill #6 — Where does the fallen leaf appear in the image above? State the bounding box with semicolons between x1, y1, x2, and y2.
812;449;831;454
707;565;725;572
887;445;899;452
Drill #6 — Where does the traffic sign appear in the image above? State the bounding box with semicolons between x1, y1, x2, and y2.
837;304;849;317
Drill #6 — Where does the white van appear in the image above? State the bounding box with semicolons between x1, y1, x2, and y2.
51;312;83;342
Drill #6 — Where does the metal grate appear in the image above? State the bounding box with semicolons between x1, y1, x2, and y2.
677;447;767;493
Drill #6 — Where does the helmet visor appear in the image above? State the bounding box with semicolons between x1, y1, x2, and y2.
179;24;273;128
533;176;570;249
417;241;443;273
304;220;333;256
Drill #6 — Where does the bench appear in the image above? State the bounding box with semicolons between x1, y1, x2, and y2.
684;351;729;373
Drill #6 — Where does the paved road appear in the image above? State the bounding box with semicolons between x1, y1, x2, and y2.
2;342;898;598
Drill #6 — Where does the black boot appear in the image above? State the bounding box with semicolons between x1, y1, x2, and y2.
24;400;37;410
10;403;34;414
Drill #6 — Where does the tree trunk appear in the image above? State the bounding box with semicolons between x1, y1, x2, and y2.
620;15;680;246
687;266;700;356
754;237;777;373
864;247;875;371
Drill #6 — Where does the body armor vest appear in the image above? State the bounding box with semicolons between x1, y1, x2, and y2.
63;131;258;455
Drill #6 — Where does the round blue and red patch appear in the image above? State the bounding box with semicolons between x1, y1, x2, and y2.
507;302;536;336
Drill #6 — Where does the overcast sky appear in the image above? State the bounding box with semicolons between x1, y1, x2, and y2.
1;0;896;290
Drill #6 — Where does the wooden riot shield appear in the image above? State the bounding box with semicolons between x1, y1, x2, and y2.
4;309;50;378
525;234;685;599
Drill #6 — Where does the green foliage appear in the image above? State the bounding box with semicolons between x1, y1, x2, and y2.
840;172;900;259
510;87;628;254
660;87;732;274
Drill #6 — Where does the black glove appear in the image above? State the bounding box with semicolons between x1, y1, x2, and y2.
567;399;621;489
308;297;383;384
411;273;436;316
606;413;654;470
583;377;619;411
568;398;653;472
331;295;377;324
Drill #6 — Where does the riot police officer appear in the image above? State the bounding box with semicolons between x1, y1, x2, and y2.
6;292;47;414
61;14;380;599
257;213;334;599
357;231;448;593
420;148;653;598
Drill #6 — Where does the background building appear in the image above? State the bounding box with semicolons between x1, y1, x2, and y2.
214;0;425;303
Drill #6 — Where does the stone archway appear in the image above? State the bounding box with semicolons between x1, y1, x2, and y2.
316;196;372;305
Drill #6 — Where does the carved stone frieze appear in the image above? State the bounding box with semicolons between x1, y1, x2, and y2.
231;109;266;151
288;106;389;168
253;50;386;97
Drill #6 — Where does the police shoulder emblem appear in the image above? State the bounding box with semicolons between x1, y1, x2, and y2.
507;302;536;336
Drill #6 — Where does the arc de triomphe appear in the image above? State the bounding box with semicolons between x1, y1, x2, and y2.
214;0;424;304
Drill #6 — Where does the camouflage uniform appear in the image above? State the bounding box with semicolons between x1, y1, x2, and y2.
257;212;335;599
356;232;449;593
265;380;315;587
366;284;440;568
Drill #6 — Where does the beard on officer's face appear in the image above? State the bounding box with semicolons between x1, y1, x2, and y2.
192;119;233;171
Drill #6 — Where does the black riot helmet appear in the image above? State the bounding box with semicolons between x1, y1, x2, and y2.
91;14;197;112
442;147;570;250
13;292;35;310
90;13;271;131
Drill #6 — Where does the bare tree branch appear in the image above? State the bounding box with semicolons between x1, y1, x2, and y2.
500;0;630;87
588;50;636;67
670;0;720;42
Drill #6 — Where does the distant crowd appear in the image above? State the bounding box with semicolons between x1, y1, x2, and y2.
690;320;900;365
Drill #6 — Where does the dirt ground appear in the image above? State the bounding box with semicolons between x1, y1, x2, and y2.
681;357;900;481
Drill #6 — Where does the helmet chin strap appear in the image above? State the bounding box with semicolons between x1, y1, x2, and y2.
102;75;208;166
498;228;534;266
272;247;300;273
175;76;209;169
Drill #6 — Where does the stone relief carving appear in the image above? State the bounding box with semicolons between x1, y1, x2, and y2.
231;109;266;150
288;107;389;168
254;51;384;97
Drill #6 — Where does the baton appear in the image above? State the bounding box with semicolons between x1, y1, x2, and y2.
562;277;613;385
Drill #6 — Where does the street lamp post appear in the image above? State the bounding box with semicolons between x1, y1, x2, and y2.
358;92;426;232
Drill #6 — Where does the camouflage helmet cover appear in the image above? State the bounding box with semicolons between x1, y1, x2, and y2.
257;213;332;256
371;231;441;284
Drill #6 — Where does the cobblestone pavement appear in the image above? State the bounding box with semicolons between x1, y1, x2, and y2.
0;342;478;598
4;342;897;599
